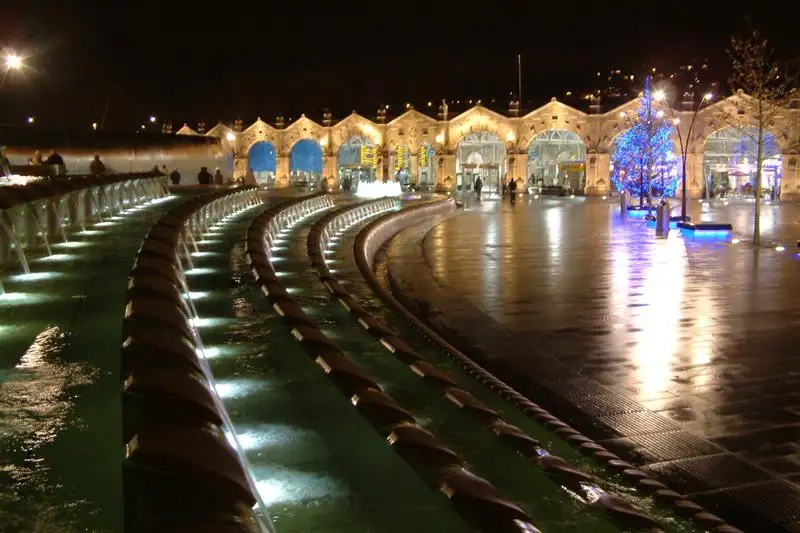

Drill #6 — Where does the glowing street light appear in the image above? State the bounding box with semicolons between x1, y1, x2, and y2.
27;116;34;124
653;87;714;220
92;122;98;130
4;53;23;70
149;116;157;123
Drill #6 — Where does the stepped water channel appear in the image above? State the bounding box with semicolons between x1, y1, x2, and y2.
0;193;178;532
182;193;710;533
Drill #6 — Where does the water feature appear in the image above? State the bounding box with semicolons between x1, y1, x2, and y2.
0;195;180;532
183;200;472;533
355;181;403;199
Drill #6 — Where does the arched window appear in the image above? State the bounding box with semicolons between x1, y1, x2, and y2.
527;130;586;193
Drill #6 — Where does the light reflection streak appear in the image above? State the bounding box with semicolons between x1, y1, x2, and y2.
483;213;499;306
545;207;562;258
630;234;685;395
253;465;346;506
0;326;98;499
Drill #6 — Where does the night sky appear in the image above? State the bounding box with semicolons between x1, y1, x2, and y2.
1;0;797;131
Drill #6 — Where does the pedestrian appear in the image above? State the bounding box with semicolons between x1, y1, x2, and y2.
197;166;212;185
89;154;106;176
474;175;483;199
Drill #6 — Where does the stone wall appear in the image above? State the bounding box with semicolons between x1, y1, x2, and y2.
4;144;233;185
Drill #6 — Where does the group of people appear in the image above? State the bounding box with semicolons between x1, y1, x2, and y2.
473;175;518;202
176;167;256;187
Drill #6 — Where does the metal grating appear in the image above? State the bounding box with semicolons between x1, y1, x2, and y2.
647;453;772;491
571;393;646;417
597;411;681;437
630;431;724;463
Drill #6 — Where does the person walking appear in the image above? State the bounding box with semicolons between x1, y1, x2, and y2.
474;175;483;199
509;177;518;204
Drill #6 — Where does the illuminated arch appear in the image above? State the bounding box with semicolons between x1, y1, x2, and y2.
247;141;277;185
702;126;782;199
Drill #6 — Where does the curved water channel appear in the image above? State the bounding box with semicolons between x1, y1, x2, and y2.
182;195;706;533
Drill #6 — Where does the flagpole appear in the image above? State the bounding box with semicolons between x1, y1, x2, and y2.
517;54;523;111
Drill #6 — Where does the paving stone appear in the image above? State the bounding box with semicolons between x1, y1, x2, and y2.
386;198;800;532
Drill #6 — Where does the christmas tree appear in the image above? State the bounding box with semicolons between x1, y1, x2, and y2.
611;76;678;205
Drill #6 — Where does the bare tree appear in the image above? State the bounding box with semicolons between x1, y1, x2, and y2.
727;25;797;244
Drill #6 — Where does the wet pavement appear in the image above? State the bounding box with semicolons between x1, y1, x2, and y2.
679;197;800;246
386;195;800;533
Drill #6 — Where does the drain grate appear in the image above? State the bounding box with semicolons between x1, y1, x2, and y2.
630;431;724;463
646;453;772;491
597;411;681;437
691;480;800;533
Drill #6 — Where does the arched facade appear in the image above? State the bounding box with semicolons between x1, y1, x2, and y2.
702;126;782;199
456;132;507;193
289;138;324;186
190;94;800;200
247;141;277;185
337;135;377;185
527;129;587;193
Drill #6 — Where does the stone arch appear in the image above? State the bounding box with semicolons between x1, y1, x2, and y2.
701;125;783;199
527;129;587;192
239;119;278;157
337;135;377;184
455;131;507;193
289;138;324;186
283;117;326;156
247;140;277;186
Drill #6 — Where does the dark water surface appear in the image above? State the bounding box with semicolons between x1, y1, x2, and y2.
0;197;179;533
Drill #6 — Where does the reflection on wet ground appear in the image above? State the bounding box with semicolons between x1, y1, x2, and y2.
686;198;800;245
388;196;800;532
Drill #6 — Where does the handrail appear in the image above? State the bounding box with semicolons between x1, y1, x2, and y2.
121;185;274;533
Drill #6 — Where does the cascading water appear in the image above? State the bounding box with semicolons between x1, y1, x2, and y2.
355;181;403;199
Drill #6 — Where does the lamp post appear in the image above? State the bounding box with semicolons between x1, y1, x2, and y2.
653;89;713;221
2;52;24;177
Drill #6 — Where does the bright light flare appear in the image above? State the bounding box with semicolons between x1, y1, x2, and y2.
4;53;23;70
355;181;403;199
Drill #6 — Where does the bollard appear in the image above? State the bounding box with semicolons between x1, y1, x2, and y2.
655;200;670;237
619;191;629;214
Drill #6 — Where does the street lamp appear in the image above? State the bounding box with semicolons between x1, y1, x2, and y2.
4;53;22;71
653;89;713;221
2;52;25;177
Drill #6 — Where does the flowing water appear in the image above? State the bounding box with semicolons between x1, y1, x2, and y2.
0;196;179;533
